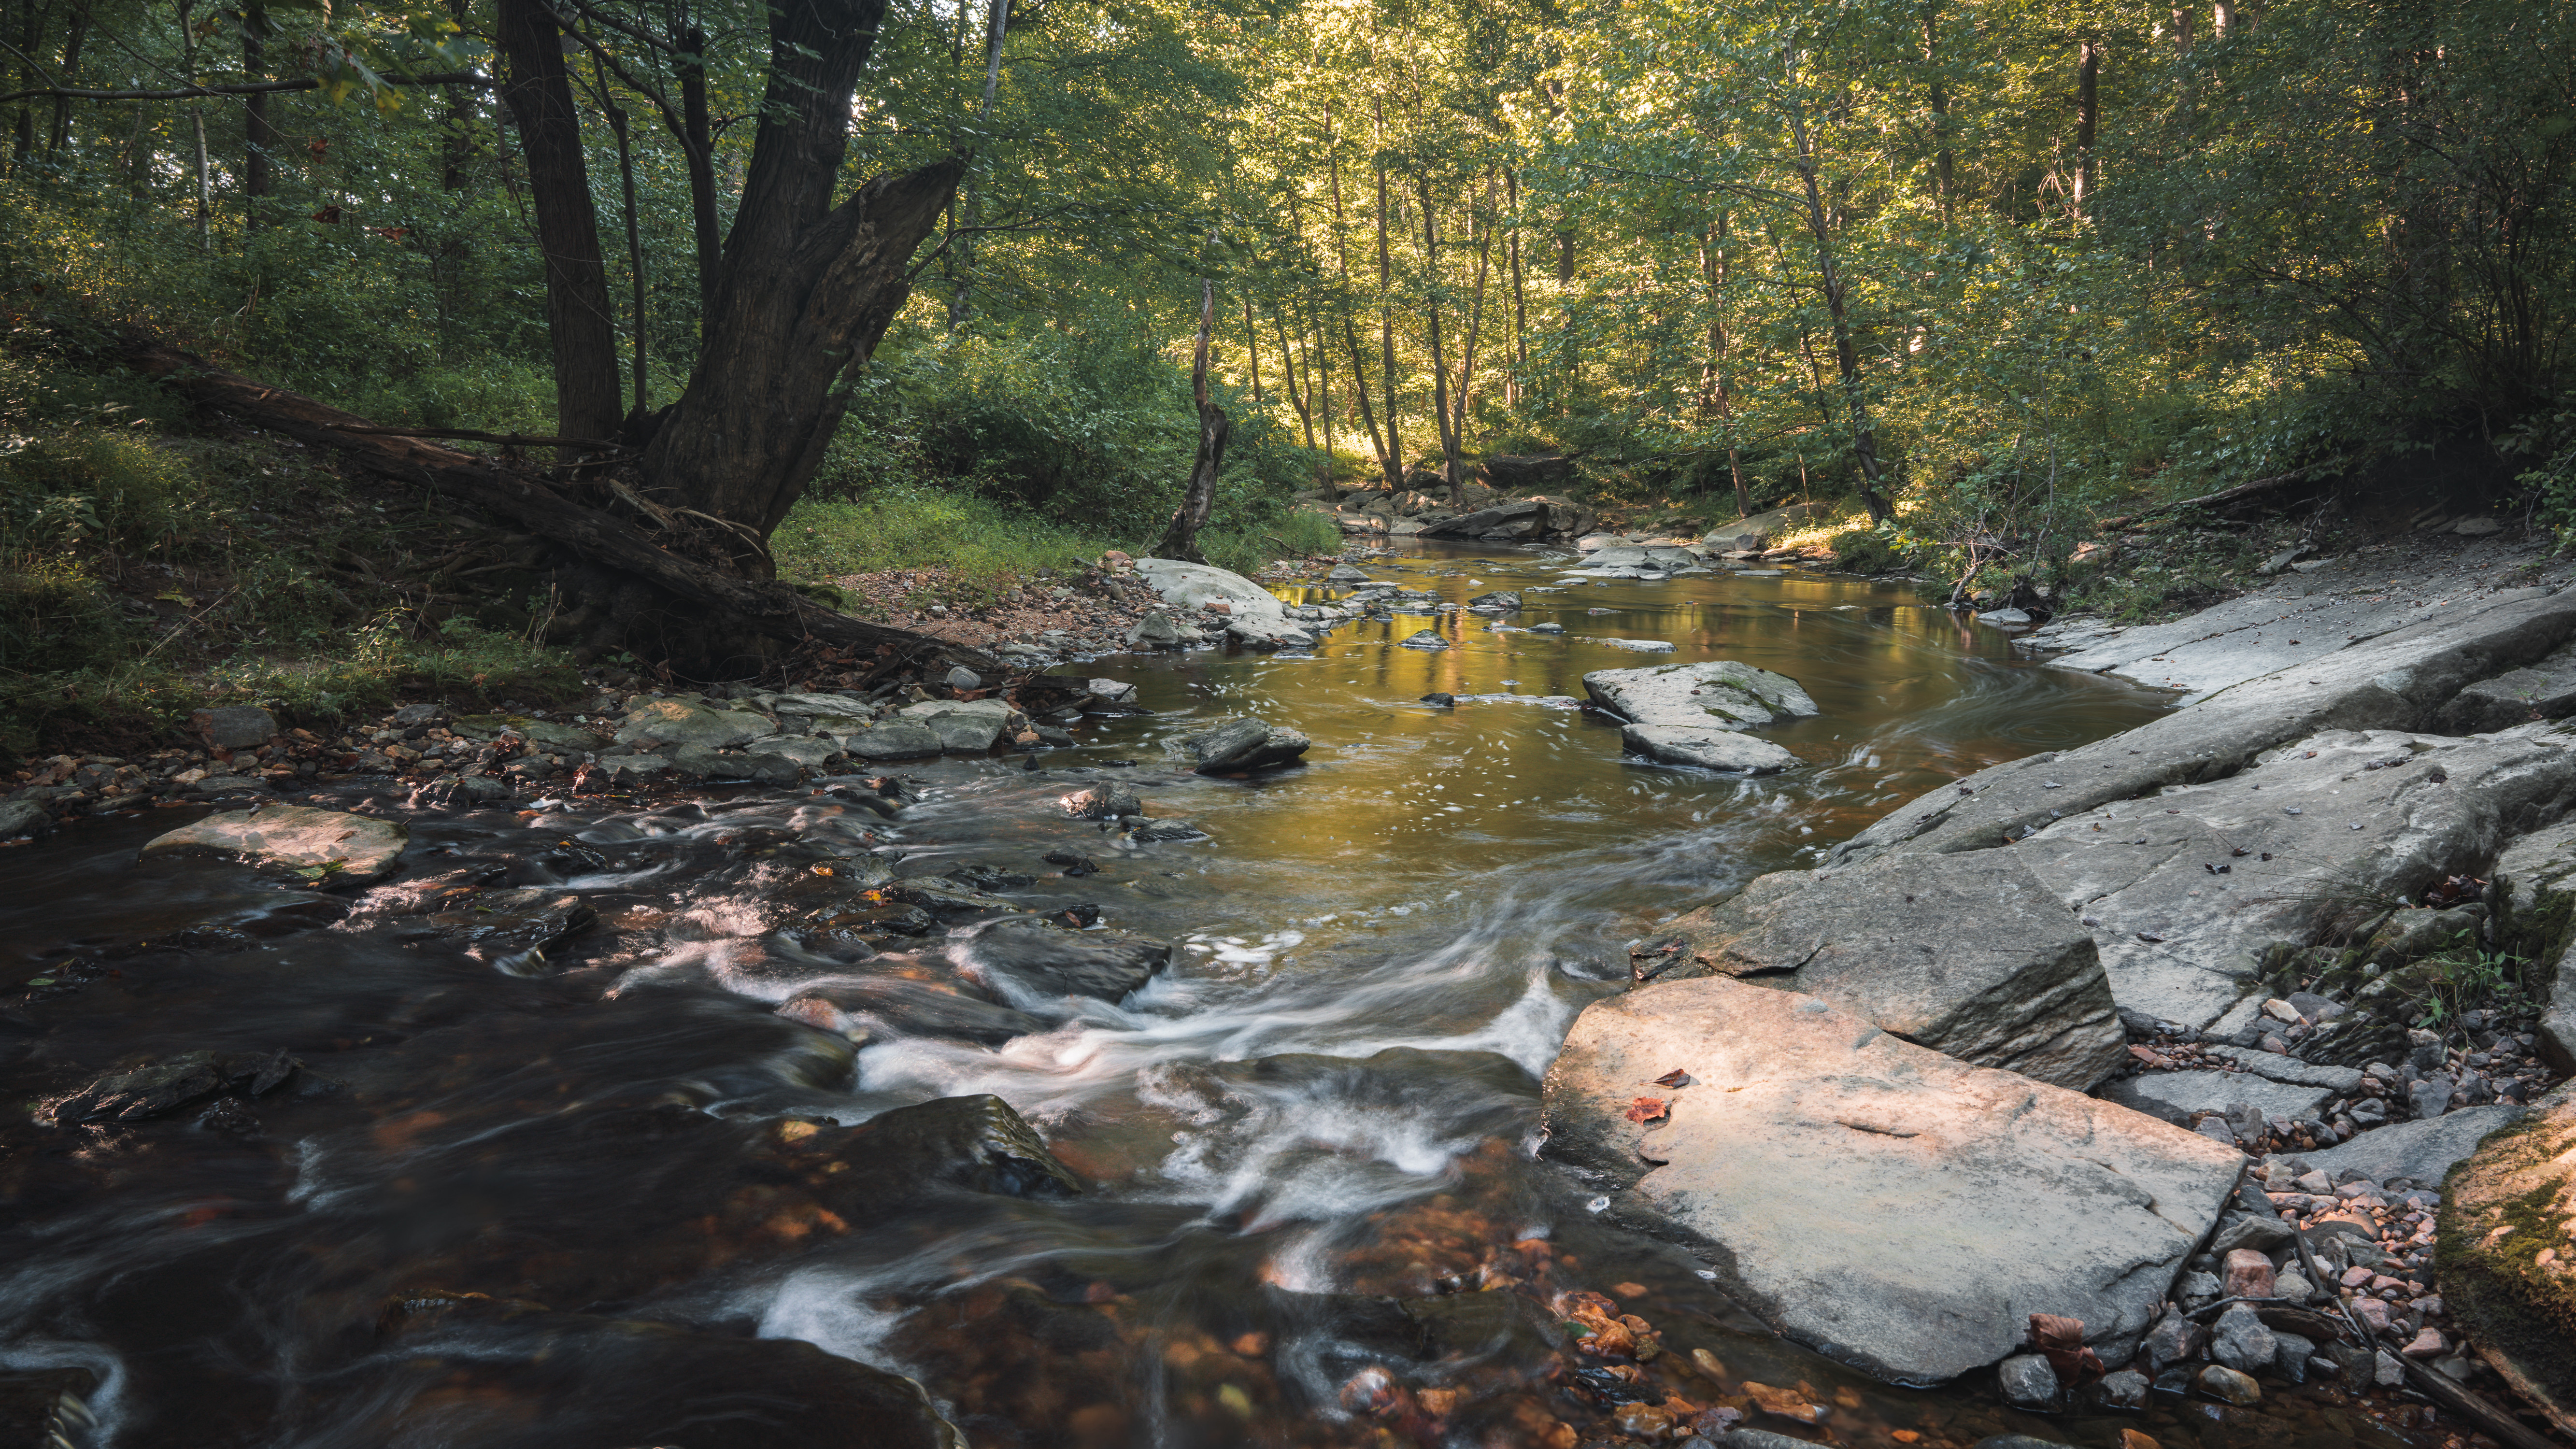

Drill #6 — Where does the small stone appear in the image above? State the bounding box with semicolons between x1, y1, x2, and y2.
2374;1349;2405;1387
2348;1295;2392;1333
2409;1074;2453;1119
2210;1302;2277;1375
2273;1268;2315;1302
2401;1326;2447;1359
2453;517;2504;537
2272;1331;2317;1384
1398;629;1450;650
1995;1353;2061;1411
2263;998;2301;1023
2221;1248;2276;1300
0;798;48;839
944;666;983;691
2095;1368;2149;1409
192;704;278;750
2178;1270;2223;1302
2198;1364;2262;1405
2141;1307;2204;1371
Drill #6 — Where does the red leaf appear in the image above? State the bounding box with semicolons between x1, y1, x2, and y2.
1624;1096;1669;1124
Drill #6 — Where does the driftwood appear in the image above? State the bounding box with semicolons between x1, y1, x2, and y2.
2095;459;2353;531
123;333;992;674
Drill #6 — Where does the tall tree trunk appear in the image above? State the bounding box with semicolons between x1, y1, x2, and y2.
672;19;721;311
591;53;649;419
946;0;1008;330
241;0;274;226
2169;5;2193;55
1372;101;1401;486
2073;39;2099;217
1309;294;1333;476
1924;4;1952;226
1324;97;1390;483
1505;167;1527;407
1275;302;1312;450
1418;172;1460;501
496;0;622;449
637;0;963;569
1699;217;1752;518
179;0;209;250
1445;174;1494;500
44;0;83;154
1154;271;1229;562
10;0;41;167
1782;62;1893;523
1242;295;1262;401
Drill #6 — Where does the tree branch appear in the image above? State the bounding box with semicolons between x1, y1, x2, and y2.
0;71;492;104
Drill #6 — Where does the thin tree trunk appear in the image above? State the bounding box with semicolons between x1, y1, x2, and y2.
179;0;209;250
1154;270;1229;562
1505;167;1527;406
2170;5;2193;55
1309;293;1333;475
592;52;649;418
1924;4;1952;226
11;0;43;167
1242;295;1262;401
1324;97;1390;483
242;0;273;226
1781;60;1892;523
1275;302;1312;450
673;19;721;311
44;0;83;154
496;0;622;449
2073;39;2099;217
1447;174;1494;491
1700;216;1752;518
1373;98;1401;486
1418;172;1460;501
946;0;1008;330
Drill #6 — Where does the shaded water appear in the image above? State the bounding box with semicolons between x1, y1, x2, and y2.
0;543;2412;1449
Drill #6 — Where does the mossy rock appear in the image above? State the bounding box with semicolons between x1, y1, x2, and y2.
2435;1080;2576;1438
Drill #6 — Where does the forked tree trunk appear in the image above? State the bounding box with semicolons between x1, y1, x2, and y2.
1154;274;1230;562
635;0;962;572
495;0;621;447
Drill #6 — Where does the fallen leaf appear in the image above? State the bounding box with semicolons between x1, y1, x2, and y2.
1740;1381;1824;1424
2027;1312;2105;1387
1653;1067;1692;1088
1625;1096;1670;1124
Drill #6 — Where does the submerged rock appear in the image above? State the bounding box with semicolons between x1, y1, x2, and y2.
611;696;777;751
966;918;1171;1002
141;804;409;884
1178;717;1311;774
1651;851;2126;1090
1542;976;2240;1384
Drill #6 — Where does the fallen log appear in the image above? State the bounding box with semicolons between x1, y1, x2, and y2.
123;333;992;676
2096;458;2355;531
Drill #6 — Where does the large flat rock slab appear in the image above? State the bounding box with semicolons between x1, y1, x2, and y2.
1542;976;2243;1385
1835;580;2576;870
141;804;409;883
1134;558;1311;649
1650;852;2124;1089
2005;727;2576;1028
1585;660;1817;775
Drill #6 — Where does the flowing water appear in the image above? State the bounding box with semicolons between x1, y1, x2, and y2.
0;543;2413;1449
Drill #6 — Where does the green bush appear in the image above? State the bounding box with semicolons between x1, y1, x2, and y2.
1826;527;1910;574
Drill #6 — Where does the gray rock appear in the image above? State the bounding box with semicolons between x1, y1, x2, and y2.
2273;1330;2317;1383
2141;1306;2204;1370
451;714;595;753
612;696;777;752
1529;622;1565;635
1651;851;2125;1089
1468;590;1522;610
2210;1208;2297;1254
2374;1349;2405;1387
1398;629;1450;650
2200;1363;2262;1404
1946;728;2576;1030
391;702;443;726
1703;502;1832;551
1127;610;1189;647
140;804;408;884
2411;1074;2455;1120
2103;1069;2334;1128
2206;1045;2366;1093
2210;1302;2277;1374
1724;1432;1822;1449
2095;1368;2149;1409
1622;724;1799;774
926;712;1003;753
2179;1269;2224;1301
1585;659;1818;727
1124;817;1207;843
747;737;844;769
945;666;983;691
185;774;270;798
2300;1103;2524;1184
593;753;669;781
847;723;943;761
966;919;1170;1002
1085;678;1139;706
2455;517;2505;537
1132;558;1310;649
1995;1353;2061;1410
1061;786;1141;820
1178;718;1311;774
1541;977;2242;1383
1972;1439;2076;1449
663;743;729;779
0;797;49;838
1978;608;2035;626
191;704;277;750
1326;566;1371;584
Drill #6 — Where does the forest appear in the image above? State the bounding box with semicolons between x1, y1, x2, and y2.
0;0;2571;744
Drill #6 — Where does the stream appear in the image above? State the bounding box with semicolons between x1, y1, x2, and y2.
2;542;2407;1449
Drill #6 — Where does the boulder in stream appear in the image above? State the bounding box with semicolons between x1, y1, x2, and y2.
1179;717;1311;774
611;695;778;751
965;917;1171;1002
1648;850;2127;1089
1133;558;1312;649
1585;660;1817;775
1543;976;2242;1384
141;804;409;884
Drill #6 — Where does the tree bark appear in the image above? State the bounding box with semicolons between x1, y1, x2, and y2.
1924;3;1952;226
241;0;273;225
1153;274;1229;562
589;53;649;419
672;21;721;312
1699;216;1752;518
122;333;993;675
2073;39;2099;217
43;0;83;154
1782;60;1893;523
945;0;1008;330
637;0;964;567
495;0;622;449
1418;172;1460;501
1372;102;1402;486
1324;97;1390;484
1505;167;1526;406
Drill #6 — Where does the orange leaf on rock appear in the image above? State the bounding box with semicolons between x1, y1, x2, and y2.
1624;1096;1670;1124
2027;1312;2104;1387
1740;1382;1824;1424
1653;1067;1692;1087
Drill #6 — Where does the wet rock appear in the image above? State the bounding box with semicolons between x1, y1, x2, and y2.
1623;724;1798;774
782;978;1049;1045
1061;785;1142;819
424;888;597;967
1127;609;1189;647
2435;1080;2576;1436
2209;1301;2276;1373
1530;621;1564;634
847;722;944;761
48;1047;300;1125
1179;717;1311;774
142;804;409;884
841;1093;1082;1198
193;703;278;749
2141;1305;2204;1371
1543;977;2241;1383
1124;817;1207;843
1996;1353;2061;1410
2204;1046;2365;1093
2095;1367;2149;1409
0;798;49;838
1468;590;1522;610
0;1367;96;1448
967;918;1170;1002
1587;660;1816;775
1397;629;1449;650
747;737;843;770
2198;1363;2262;1404
1651;851;2125;1089
2302;1102;2522;1183
611;696;777;751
